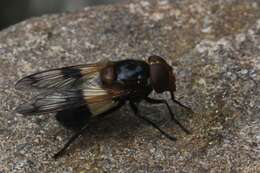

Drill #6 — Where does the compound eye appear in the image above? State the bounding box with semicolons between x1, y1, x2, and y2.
148;56;171;93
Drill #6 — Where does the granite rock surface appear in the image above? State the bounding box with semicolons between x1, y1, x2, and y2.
0;0;259;172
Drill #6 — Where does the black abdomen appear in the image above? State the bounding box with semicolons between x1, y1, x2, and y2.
55;106;91;130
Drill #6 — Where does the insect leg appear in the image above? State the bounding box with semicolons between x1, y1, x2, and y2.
170;92;193;113
129;101;177;141
144;97;191;134
53;102;125;159
53;123;90;159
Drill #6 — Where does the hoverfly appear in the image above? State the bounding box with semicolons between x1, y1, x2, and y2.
15;55;193;158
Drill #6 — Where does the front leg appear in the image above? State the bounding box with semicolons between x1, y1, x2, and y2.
129;101;177;141
170;92;193;113
144;97;191;134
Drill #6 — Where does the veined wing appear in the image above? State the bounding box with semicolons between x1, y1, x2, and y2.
16;86;126;116
15;62;107;90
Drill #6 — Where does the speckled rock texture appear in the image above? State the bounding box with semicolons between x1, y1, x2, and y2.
0;0;260;172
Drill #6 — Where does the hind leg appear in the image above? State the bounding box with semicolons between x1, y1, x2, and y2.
53;102;125;159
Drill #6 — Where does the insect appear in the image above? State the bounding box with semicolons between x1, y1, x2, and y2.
15;55;193;159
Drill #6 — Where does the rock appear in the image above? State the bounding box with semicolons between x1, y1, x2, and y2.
0;0;260;172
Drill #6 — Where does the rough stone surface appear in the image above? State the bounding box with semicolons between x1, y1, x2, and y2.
0;0;260;172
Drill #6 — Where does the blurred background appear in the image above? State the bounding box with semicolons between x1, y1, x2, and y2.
0;0;124;30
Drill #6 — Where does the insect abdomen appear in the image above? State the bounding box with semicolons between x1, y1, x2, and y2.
55;106;92;130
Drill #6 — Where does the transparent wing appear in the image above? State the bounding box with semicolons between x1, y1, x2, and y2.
15;62;107;90
16;86;125;116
